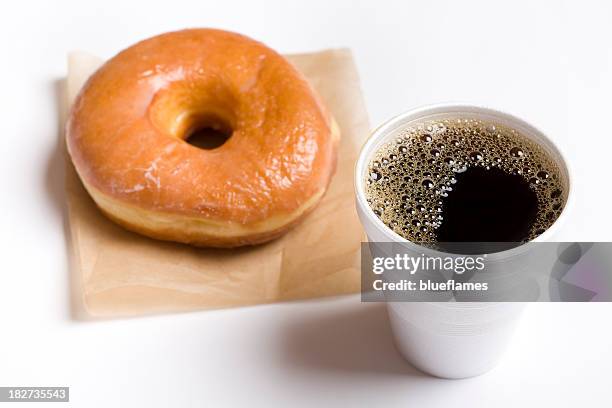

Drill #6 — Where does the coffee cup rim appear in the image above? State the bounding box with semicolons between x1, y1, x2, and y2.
354;103;574;258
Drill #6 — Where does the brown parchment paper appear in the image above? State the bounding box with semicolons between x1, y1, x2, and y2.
63;49;369;318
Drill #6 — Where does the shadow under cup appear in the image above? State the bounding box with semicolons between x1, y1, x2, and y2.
354;104;572;379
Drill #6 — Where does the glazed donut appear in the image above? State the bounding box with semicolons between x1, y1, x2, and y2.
66;29;340;247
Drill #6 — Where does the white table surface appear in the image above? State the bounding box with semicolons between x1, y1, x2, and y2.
2;0;611;406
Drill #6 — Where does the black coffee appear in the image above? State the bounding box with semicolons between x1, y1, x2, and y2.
365;118;567;246
436;166;538;242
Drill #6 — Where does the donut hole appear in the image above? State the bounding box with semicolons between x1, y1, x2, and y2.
185;115;233;150
148;80;238;150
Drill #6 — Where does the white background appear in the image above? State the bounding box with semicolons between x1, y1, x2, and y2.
1;0;612;406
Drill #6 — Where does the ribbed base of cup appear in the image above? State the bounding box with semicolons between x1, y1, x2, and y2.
387;303;524;379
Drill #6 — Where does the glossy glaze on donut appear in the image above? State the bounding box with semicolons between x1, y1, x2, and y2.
66;29;340;247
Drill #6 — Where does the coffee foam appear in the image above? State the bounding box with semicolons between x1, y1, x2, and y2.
365;117;568;243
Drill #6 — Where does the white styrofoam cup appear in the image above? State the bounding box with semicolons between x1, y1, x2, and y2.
355;104;572;379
